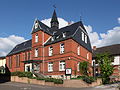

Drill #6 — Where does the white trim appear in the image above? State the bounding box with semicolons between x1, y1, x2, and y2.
43;36;52;45
48;62;53;72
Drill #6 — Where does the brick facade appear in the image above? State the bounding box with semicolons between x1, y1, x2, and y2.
6;10;92;79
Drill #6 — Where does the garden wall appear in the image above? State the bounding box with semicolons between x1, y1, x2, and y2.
11;76;102;88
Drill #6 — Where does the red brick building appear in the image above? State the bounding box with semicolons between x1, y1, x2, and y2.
6;10;92;79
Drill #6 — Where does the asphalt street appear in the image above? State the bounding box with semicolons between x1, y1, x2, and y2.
0;82;118;90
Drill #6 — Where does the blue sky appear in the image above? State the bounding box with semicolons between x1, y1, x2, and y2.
0;0;120;56
0;0;119;39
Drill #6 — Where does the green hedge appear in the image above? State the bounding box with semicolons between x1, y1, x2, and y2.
11;71;63;84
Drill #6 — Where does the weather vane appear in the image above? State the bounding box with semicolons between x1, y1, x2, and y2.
53;4;56;9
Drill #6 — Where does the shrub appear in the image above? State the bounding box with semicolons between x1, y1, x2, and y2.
82;76;95;84
54;79;63;84
18;72;33;78
11;71;22;76
45;78;55;82
36;77;45;80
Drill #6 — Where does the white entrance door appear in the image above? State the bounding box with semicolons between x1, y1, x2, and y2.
25;63;32;72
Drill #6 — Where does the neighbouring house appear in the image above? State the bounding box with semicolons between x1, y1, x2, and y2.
92;45;120;78
0;56;6;73
6;10;92;79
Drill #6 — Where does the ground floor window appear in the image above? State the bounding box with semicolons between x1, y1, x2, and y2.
48;62;53;72
59;61;65;71
77;62;80;71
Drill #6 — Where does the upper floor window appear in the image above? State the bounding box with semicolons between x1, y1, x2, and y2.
60;43;64;54
63;32;66;38
77;46;80;55
85;35;87;43
35;48;38;57
49;46;53;56
59;61;65;71
82;32;84;41
87;53;89;59
35;34;38;43
48;62;53;72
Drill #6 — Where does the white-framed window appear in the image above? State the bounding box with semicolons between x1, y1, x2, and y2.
87;53;89;59
63;32;66;38
85;35;87;43
77;62;80;71
35;34;38;43
60;43;64;54
77;46;80;55
35;48;38;57
35;22;39;29
49;46;53;56
59;61;65;71
82;32;84;41
48;62;53;72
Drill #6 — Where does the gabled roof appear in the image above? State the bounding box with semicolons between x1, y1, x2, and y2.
31;19;52;35
45;21;92;52
93;44;120;58
7;40;32;56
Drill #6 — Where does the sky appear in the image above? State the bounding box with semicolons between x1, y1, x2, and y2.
0;0;120;56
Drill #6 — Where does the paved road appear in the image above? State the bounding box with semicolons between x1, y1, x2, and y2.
0;82;118;90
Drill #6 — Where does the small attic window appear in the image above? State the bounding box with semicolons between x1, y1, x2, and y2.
35;22;39;29
51;37;54;41
24;43;26;46
62;32;66;38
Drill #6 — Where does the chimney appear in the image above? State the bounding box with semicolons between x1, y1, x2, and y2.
93;46;96;50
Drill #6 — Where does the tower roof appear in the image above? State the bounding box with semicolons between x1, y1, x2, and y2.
51;10;59;23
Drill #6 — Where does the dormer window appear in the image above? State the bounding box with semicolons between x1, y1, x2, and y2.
82;32;84;41
35;34;38;43
85;35;87;43
35;22;39;29
51;37;54;41
63;32;66;38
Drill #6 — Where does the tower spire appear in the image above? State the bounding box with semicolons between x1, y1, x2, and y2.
50;9;59;33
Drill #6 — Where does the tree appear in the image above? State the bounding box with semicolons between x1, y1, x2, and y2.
79;61;88;76
96;53;113;84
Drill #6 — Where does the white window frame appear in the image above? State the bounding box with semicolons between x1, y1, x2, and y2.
48;62;53;72
63;32;66;38
35;22;39;29
85;35;87;43
60;43;64;54
77;62;80;71
77;46;80;55
87;53;89;59
82;32;84;41
35;48;38;57
59;61;65;71
49;46;53;56
35;34;38;43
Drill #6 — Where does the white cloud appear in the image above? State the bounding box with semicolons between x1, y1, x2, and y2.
41;18;74;28
0;35;26;56
118;17;120;24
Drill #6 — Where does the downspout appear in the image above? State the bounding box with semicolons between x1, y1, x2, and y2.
42;31;45;74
